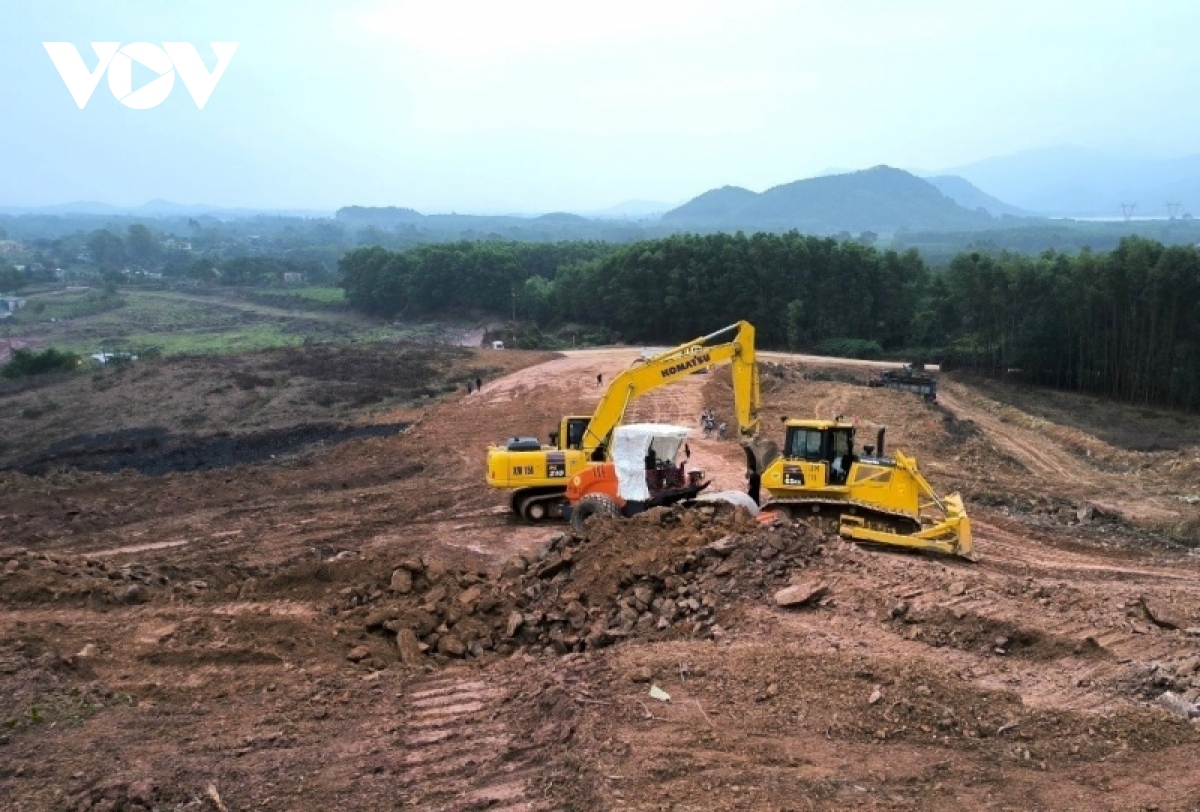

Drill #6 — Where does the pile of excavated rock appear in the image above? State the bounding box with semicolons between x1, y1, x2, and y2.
354;505;829;664
0;547;174;605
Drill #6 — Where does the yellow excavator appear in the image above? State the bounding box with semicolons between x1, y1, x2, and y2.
747;419;974;559
485;321;760;522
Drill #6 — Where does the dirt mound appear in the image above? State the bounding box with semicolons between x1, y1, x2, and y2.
0;547;174;606
337;506;828;668
895;605;1110;661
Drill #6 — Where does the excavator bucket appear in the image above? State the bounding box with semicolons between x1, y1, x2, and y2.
742;437;779;475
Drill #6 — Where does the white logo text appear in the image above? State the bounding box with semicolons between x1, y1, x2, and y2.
43;42;239;109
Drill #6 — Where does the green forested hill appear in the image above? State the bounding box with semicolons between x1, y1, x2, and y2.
662;167;1001;233
659;186;759;221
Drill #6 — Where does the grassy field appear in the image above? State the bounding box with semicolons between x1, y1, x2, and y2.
244;286;349;311
3;288;474;358
255;286;347;304
7;290;127;322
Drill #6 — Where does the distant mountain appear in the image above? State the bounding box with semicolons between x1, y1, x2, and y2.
662;167;999;233
330;205;667;241
665;186;758;221
924;176;1029;217
534;212;590;223
581;199;673;220
336;206;425;227
0;201;126;216
942;145;1200;217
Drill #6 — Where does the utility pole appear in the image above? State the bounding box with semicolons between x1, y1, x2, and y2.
510;283;516;347
1166;201;1182;220
1120;202;1137;222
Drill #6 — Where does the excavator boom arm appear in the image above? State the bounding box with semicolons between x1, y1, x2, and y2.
580;321;759;453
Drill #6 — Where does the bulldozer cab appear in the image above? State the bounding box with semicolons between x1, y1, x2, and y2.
782;421;856;487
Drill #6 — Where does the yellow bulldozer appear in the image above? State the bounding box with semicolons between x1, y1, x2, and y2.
748;418;974;559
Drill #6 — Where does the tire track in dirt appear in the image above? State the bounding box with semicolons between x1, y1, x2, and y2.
937;382;1185;525
973;515;1198;583
768;519;1200;719
937;386;1082;483
910;511;1200;713
922;585;1193;713
396;673;544;811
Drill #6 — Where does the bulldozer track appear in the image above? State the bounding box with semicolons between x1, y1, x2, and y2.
396;674;547;811
763;497;921;534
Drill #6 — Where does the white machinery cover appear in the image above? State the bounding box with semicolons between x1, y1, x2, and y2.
611;423;691;501
696;490;761;516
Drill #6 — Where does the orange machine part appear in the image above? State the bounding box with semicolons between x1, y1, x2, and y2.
565;462;625;507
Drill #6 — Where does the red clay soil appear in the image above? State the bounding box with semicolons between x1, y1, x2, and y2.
2;346;1200;811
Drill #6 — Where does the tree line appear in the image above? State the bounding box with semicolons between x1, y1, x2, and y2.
338;233;1200;411
339;241;617;319
942;239;1200;409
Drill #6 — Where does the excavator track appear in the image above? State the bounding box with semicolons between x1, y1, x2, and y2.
510;487;567;523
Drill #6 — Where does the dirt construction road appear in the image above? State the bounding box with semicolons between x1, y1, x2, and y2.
2;346;1200;810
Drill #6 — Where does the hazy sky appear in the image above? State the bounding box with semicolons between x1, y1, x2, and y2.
4;0;1199;212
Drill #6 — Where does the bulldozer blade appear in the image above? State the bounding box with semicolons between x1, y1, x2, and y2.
839;514;975;560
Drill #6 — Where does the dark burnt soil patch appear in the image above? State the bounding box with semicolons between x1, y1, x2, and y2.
262;344;468;384
11;422;409;477
0;342;527;469
894;606;1109;662
933;402;983;443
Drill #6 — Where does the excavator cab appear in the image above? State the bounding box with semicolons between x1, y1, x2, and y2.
548;416;590;451
564;424;709;533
